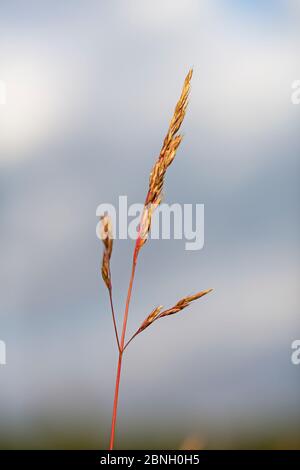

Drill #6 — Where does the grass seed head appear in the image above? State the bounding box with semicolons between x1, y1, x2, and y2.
100;213;113;290
135;288;213;338
158;289;213;318
138;306;163;333
137;69;193;251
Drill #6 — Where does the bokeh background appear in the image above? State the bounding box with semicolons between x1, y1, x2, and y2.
0;0;299;449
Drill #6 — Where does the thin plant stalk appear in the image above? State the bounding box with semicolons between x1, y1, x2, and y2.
109;350;123;450
109;253;137;450
108;70;192;449
99;70;213;450
108;289;121;353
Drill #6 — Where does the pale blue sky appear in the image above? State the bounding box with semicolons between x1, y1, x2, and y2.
0;0;299;448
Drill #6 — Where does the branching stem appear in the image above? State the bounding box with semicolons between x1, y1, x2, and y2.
109;251;138;450
108;288;121;353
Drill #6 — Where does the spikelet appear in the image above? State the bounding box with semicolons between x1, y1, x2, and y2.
146;69;193;207
137;306;163;333
158;289;213;318
134;289;213;337
137;69;193;251
100;213;113;290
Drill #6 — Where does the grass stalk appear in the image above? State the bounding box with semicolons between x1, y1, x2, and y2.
99;70;213;450
109;256;137;450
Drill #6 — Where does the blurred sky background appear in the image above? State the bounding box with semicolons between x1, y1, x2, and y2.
0;0;300;449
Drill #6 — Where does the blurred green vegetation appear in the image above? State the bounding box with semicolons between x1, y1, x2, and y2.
1;423;299;450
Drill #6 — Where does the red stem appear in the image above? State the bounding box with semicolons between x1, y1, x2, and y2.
109;351;123;450
109;289;121;353
109;252;138;450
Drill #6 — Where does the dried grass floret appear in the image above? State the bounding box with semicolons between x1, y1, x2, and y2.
136;70;193;253
100;213;113;290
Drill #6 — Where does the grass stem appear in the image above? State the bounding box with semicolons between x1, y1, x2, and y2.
109;254;138;449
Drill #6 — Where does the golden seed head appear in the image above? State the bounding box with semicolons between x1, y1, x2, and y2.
100;213;114;290
136;288;213;336
138;69;193;249
100;213;113;255
138;306;163;333
159;289;213;318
